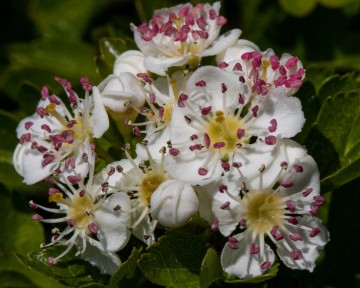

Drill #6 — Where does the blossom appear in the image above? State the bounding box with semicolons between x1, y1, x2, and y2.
30;141;129;274
98;72;146;114
113;50;146;76
131;2;241;76
105;143;198;229
13;77;109;184
165;66;305;185
212;140;329;278
218;44;305;96
128;71;189;159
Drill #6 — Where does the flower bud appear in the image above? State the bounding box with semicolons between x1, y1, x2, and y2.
150;179;199;228
114;50;146;76
98;73;146;113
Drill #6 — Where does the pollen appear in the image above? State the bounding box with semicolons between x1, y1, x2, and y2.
68;194;95;230
163;101;174;124
205;111;244;152
139;171;169;206
243;190;284;234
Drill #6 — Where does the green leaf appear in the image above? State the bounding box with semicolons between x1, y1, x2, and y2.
110;247;146;288
318;0;354;8
321;157;360;191
0;190;44;257
137;230;207;288
8;38;98;83
316;91;360;165
16;246;109;287
0;188;64;288
80;283;108;288
0;270;39;288
199;248;222;288
318;73;360;104
278;0;316;17
29;0;110;39
223;262;280;284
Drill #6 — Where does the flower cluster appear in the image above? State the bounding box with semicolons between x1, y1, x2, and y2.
13;2;329;279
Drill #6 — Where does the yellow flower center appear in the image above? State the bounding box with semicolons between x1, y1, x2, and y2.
139;171;169;206
163;101;174;124
45;103;89;145
243;190;284;234
205;111;245;152
49;192;95;230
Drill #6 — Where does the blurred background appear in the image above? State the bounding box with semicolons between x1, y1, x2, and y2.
0;0;359;287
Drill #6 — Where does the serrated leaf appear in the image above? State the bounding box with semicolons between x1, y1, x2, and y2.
16;246;109;287
223;262;280;284
137;230;207;288
110;247;145;288
321;157;360;191
318;73;360;104
278;0;316;17
316;91;360;165
199;248;222;288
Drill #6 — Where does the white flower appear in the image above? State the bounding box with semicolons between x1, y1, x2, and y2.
13;77;109;184
218;44;305;96
212;140;329;278
105;143;198;229
165;66;305;185
98;72;146;113
30;142;129;274
113;50;146;75
131;2;241;76
150;179;199;228
127;71;189;159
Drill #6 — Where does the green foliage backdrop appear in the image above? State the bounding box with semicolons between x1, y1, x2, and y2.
0;0;359;287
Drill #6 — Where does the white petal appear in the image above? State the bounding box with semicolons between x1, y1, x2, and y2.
187;66;251;111
216;39;260;64
131;23;160;56
18;142;58;184
221;233;275;279
131;210;155;246
276;216;329;271
114;50;146;75
99;73;146;112
165;151;222;186
143;55;190;76
90;86;109;138
200;29;242;57
136;127;170;162
77;238;121;275
94;193;132;252
253;88;305;138
150;179;199;228
198;186;217;224
212;185;242;237
16;98;64;138
278;153;320;213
